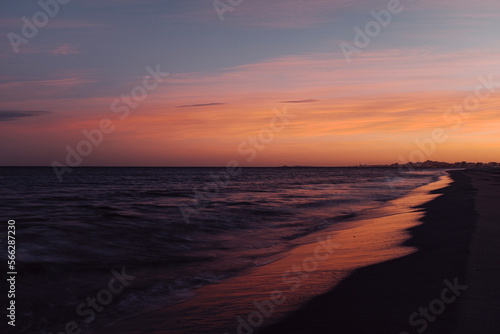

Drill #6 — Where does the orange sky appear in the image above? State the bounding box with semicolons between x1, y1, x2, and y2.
1;0;499;166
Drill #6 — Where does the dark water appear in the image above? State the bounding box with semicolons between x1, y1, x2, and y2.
0;167;444;334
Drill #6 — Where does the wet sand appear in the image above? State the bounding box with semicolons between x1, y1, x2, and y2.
259;169;494;334
95;172;460;334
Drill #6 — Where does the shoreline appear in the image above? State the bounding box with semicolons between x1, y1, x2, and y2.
259;170;481;333
95;172;452;334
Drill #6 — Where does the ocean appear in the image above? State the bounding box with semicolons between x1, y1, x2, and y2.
0;167;445;334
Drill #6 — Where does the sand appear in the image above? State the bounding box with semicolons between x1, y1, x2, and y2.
95;170;499;334
259;169;500;334
455;170;500;334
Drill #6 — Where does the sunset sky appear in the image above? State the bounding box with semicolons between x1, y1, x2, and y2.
1;0;500;166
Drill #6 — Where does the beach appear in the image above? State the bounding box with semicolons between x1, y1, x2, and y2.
90;169;499;334
456;169;500;334
259;169;499;334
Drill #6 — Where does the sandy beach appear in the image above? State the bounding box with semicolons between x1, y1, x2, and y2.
91;169;500;334
259;169;499;334
455;169;500;334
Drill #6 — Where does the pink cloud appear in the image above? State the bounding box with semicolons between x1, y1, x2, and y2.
50;44;81;55
0;43;81;56
0;70;99;104
3;44;500;166
150;48;500;104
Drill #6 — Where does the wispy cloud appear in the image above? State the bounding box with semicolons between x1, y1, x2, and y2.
0;110;51;121
50;44;81;55
45;19;107;29
0;70;99;103
1;43;82;56
162;0;373;29
280;99;318;104
0;17;106;29
176;103;226;108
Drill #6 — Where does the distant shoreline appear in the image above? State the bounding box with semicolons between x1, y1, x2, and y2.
1;165;498;169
